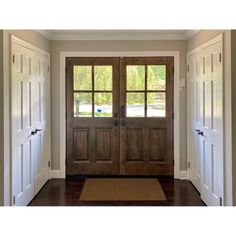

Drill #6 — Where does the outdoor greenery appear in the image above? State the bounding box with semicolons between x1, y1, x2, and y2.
73;65;166;117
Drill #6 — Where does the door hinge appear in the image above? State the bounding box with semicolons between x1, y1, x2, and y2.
173;160;175;167
172;66;174;74
188;161;190;169
187;65;190;72
12;196;15;205
219;53;222;62
13;54;15;63
48;161;51;168
172;113;174;120
220;197;222;206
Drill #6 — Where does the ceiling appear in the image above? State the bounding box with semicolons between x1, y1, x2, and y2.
37;30;198;40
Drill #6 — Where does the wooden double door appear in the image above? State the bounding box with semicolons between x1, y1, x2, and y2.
66;57;174;176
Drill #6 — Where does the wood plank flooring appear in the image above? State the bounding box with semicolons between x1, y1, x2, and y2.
29;178;205;206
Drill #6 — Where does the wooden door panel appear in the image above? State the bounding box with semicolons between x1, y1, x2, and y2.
120;57;174;176
73;129;90;161
66;57;120;176
126;128;144;162
95;129;112;161
149;128;166;162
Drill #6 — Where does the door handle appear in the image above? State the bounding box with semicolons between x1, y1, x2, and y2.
35;128;42;133
31;130;37;136
198;131;204;136
195;129;200;133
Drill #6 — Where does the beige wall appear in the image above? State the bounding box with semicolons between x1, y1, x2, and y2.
0;30;3;205
50;40;187;170
1;30;50;205
187;30;233;205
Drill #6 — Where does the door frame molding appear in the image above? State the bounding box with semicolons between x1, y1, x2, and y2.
58;51;180;178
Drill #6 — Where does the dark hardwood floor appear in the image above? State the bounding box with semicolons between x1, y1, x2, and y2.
29;178;205;206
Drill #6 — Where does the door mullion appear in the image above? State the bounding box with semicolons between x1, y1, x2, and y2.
144;65;147;117
92;66;94;117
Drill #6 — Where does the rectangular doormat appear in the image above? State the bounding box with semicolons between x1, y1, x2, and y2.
79;178;167;201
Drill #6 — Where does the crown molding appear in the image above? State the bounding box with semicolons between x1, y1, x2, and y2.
184;30;199;39
37;30;199;41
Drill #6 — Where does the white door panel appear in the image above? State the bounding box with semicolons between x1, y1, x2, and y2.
187;36;223;206
11;38;50;206
12;43;35;206
34;53;50;195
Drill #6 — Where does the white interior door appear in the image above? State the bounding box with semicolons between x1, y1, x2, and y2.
187;53;201;192
34;53;51;195
11;42;35;206
200;41;223;206
11;37;51;206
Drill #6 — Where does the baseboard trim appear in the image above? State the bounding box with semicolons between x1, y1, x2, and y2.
179;171;188;180
51;170;64;179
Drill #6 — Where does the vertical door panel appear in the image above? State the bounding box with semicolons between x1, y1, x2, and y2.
34;53;50;195
200;41;223;206
66;58;120;175
120;57;174;175
12;43;35;206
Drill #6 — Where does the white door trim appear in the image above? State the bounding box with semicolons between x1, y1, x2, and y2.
58;51;180;178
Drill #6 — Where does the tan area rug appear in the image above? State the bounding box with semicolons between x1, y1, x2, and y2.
79;178;167;201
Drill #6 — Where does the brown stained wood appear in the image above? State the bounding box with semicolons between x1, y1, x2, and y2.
149;129;166;161
66;56;174;176
29;179;206;206
120;57;174;176
126;129;143;161
96;129;112;161
66;57;120;176
74;129;89;161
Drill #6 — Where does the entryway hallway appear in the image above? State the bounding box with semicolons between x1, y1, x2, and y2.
29;178;205;206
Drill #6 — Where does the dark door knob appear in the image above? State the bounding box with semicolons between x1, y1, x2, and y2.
31;130;37;135
198;131;204;136
35;128;42;133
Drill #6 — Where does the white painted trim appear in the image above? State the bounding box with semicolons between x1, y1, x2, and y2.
37;30;196;41
187;34;223;57
50;170;62;179
11;36;50;57
179;171;188;180
184;30;200;40
59;51;180;179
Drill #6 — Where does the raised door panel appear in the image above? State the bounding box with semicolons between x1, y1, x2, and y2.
74;129;90;162
149;128;166;162
126;128;144;162
96;129;112;162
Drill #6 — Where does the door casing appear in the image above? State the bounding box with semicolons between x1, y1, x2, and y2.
59;51;180;179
